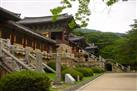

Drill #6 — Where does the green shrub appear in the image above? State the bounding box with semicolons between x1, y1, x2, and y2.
44;61;56;73
61;64;68;71
0;71;51;91
75;67;94;77
91;67;104;73
44;61;68;73
62;68;83;81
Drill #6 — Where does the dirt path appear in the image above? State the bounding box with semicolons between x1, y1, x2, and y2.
76;73;137;91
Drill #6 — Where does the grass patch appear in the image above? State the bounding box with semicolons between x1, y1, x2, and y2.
47;73;56;81
50;73;103;91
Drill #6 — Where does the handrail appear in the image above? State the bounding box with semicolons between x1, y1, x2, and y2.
42;63;56;73
29;53;56;73
116;62;128;71
0;61;13;72
2;48;33;71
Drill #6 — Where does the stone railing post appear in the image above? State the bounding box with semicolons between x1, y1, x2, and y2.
55;46;62;84
5;39;11;51
0;39;3;57
36;50;43;72
25;47;30;64
7;39;11;47
99;55;102;61
10;45;16;56
127;66;130;72
55;52;61;84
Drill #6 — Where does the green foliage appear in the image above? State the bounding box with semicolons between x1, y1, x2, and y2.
50;6;65;22
115;20;137;65
0;71;51;91
91;67;104;73
62;68;83;81
68;20;77;29
75;67;94;77
73;28;124;58
51;0;117;28
61;64;68;71
104;0;118;6
73;28;122;49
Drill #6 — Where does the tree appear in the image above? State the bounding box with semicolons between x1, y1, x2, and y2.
51;0;123;28
73;28;123;58
116;20;137;65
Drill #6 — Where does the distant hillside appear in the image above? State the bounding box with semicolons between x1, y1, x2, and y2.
74;28;125;36
74;28;100;33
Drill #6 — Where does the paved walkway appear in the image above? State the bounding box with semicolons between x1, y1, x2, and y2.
76;73;137;91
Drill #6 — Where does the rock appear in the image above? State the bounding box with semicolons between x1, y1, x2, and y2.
65;74;75;84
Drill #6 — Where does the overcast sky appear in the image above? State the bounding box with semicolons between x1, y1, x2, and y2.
0;0;136;33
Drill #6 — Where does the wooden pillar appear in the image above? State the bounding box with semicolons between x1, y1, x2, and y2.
40;43;44;52
22;37;25;48
0;39;3;57
25;38;27;47
0;30;2;38
32;41;34;50
10;32;15;45
45;44;49;53
14;34;16;44
35;41;37;50
62;31;64;42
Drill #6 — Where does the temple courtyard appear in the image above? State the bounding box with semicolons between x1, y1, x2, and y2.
76;73;137;91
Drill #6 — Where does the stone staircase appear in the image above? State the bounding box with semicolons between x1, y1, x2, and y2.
114;62;130;72
0;38;56;74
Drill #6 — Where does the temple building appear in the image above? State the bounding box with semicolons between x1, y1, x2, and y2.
0;7;99;77
0;7;56;52
18;14;74;44
18;14;98;62
0;7;57;77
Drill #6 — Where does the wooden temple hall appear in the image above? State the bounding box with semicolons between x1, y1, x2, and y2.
17;13;75;44
0;7;99;77
0;7;99;59
0;7;56;52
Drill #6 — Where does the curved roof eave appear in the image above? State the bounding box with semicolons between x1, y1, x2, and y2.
8;21;56;44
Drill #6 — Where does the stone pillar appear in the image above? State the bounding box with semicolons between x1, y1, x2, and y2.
25;47;30;64
121;66;124;70
55;46;62;84
127;66;130;72
116;63;119;67
0;39;3;57
7;39;11;48
10;45;15;56
99;55;102;61
36;51;43;72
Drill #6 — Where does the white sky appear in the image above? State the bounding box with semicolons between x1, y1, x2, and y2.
0;0;136;33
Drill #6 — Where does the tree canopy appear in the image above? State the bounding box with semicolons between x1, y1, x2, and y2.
51;0;123;28
73;20;137;67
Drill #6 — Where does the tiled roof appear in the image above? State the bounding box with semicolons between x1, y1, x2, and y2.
85;46;98;49
69;37;84;41
0;7;20;21
18;14;73;24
